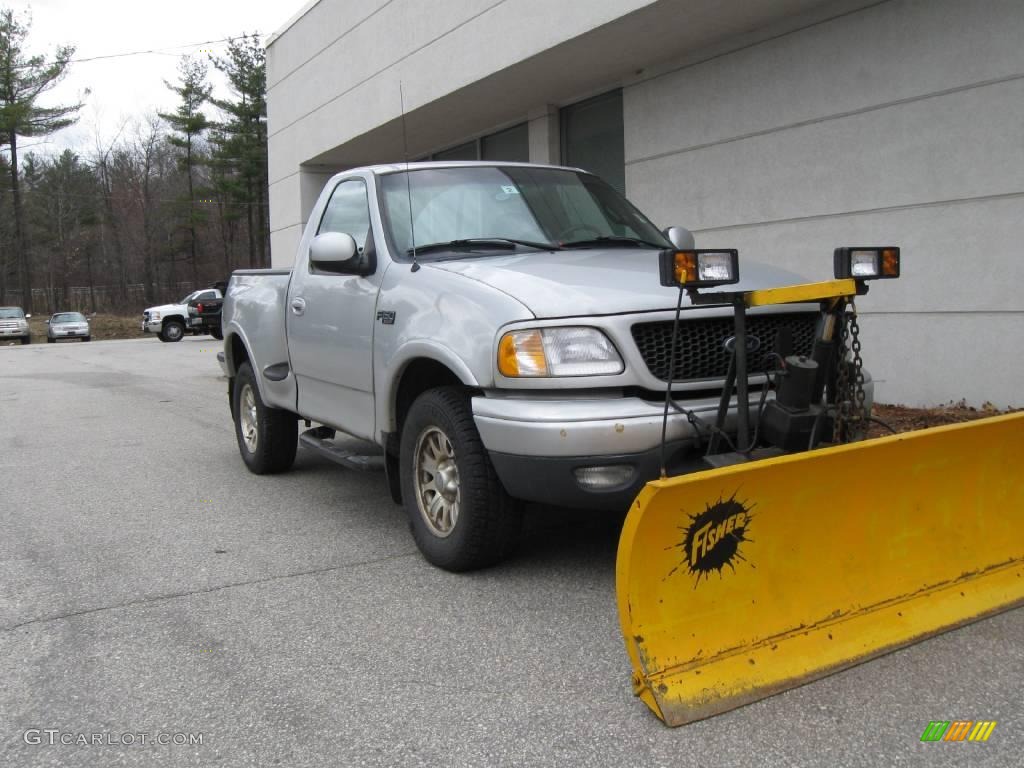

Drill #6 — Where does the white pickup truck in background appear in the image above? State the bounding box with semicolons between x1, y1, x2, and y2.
221;161;864;571
142;287;223;342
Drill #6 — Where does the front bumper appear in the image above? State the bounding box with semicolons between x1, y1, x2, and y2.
0;327;29;338
473;392;750;458
473;393;733;510
142;320;161;334
473;376;873;510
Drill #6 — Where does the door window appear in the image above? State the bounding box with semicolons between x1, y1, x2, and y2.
318;179;372;250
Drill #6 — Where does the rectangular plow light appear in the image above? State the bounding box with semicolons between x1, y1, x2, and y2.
659;249;740;288
616;412;1024;726
834;246;900;279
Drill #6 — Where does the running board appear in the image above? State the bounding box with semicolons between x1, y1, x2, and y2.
299;426;385;472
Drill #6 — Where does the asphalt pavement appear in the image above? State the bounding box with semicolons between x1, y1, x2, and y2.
0;336;1021;767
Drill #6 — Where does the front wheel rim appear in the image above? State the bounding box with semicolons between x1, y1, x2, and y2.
239;384;258;453
413;426;460;537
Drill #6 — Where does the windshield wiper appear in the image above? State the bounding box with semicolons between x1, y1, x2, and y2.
560;235;665;249
406;238;562;256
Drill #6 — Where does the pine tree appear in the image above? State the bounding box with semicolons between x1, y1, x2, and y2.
159;56;211;288
30;150;99;310
0;8;80;311
209;34;268;268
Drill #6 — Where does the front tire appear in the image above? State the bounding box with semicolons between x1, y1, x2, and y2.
82;336;91;342
400;386;522;571
21;336;31;345
160;320;185;342
232;362;297;474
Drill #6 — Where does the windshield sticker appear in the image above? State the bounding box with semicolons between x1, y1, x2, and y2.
500;185;519;195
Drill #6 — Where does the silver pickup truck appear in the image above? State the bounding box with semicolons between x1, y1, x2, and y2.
223;161;863;570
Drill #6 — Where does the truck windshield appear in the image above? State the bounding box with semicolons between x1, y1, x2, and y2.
0;308;26;319
379;166;670;259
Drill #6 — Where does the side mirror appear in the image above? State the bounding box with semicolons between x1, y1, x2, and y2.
309;231;374;276
310;232;357;265
663;226;695;251
25;313;32;319
45;319;49;324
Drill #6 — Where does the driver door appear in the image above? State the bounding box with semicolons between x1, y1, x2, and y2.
287;177;381;440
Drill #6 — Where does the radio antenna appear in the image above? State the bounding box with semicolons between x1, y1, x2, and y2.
399;80;419;272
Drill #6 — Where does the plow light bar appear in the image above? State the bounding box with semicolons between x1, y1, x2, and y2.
834;247;900;280
659;249;740;288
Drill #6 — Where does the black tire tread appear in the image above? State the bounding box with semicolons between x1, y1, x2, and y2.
233;362;297;474
400;386;521;571
163;320;185;342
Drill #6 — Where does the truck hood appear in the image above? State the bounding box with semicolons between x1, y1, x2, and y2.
428;249;809;318
144;303;185;315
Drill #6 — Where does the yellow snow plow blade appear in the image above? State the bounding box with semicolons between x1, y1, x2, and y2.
616;412;1024;726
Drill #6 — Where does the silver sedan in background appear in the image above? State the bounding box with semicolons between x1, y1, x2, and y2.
47;312;91;342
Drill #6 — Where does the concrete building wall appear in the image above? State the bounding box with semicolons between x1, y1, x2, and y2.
265;0;1023;407
266;0;658;263
624;0;1024;407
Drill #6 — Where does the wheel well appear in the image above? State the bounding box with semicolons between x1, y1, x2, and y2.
394;359;464;442
228;334;249;376
162;315;185;326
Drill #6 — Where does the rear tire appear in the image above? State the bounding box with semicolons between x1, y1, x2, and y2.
400;386;522;571
232;362;297;474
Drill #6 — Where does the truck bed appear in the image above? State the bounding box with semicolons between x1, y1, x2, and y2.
223;269;296;411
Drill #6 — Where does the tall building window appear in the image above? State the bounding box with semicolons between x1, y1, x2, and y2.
432;141;477;162
481;123;528;162
560;89;625;195
428;123;529;163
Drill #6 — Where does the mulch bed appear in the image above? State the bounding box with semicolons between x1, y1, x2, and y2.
867;400;1019;438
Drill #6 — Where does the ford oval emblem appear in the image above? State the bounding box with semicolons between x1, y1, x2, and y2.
723;334;762;353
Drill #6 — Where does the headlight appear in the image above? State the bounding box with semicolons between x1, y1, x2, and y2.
151;312;160;321
498;327;623;377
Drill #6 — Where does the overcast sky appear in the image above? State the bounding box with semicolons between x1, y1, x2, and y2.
3;0;303;156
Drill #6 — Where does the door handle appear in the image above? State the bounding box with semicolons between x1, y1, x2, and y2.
290;297;306;315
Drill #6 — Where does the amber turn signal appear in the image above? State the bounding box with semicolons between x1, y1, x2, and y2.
659;249;740;288
834;247;901;280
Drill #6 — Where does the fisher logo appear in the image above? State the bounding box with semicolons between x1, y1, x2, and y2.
920;721;997;743
665;492;754;585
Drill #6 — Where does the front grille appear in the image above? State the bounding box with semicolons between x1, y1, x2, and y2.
143;311;150;322
632;312;818;381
